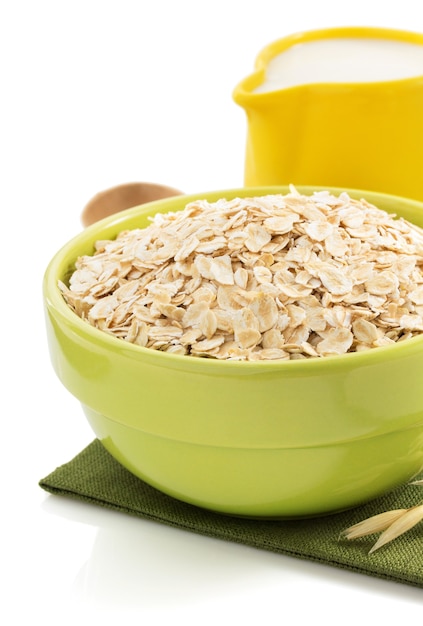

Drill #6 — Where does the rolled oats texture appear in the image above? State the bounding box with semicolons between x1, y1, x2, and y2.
59;187;423;361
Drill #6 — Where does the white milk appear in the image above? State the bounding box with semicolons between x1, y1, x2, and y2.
254;38;423;92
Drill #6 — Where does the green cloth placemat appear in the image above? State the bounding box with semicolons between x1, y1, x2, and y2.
39;439;423;588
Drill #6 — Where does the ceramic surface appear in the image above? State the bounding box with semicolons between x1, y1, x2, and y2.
233;27;423;202
43;186;423;516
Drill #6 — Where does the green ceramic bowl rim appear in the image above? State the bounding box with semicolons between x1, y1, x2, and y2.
43;185;423;375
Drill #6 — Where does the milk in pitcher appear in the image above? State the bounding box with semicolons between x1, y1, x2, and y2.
234;27;423;200
254;37;423;92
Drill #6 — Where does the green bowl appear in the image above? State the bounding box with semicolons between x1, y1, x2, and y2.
43;186;423;517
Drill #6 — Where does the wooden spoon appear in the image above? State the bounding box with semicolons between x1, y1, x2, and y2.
81;181;184;227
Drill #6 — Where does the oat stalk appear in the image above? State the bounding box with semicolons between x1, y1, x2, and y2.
340;509;408;541
342;499;423;553
368;504;423;553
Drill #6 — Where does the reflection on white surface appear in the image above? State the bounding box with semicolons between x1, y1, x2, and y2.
74;525;270;607
43;496;285;609
42;494;423;612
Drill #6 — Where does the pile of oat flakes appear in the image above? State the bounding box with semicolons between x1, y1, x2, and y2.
60;187;423;361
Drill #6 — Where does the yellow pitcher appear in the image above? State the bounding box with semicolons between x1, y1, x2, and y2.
233;26;423;201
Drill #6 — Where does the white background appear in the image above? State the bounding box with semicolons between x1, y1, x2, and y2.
2;1;423;623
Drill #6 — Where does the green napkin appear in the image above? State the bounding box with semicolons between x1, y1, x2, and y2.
39;439;423;588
